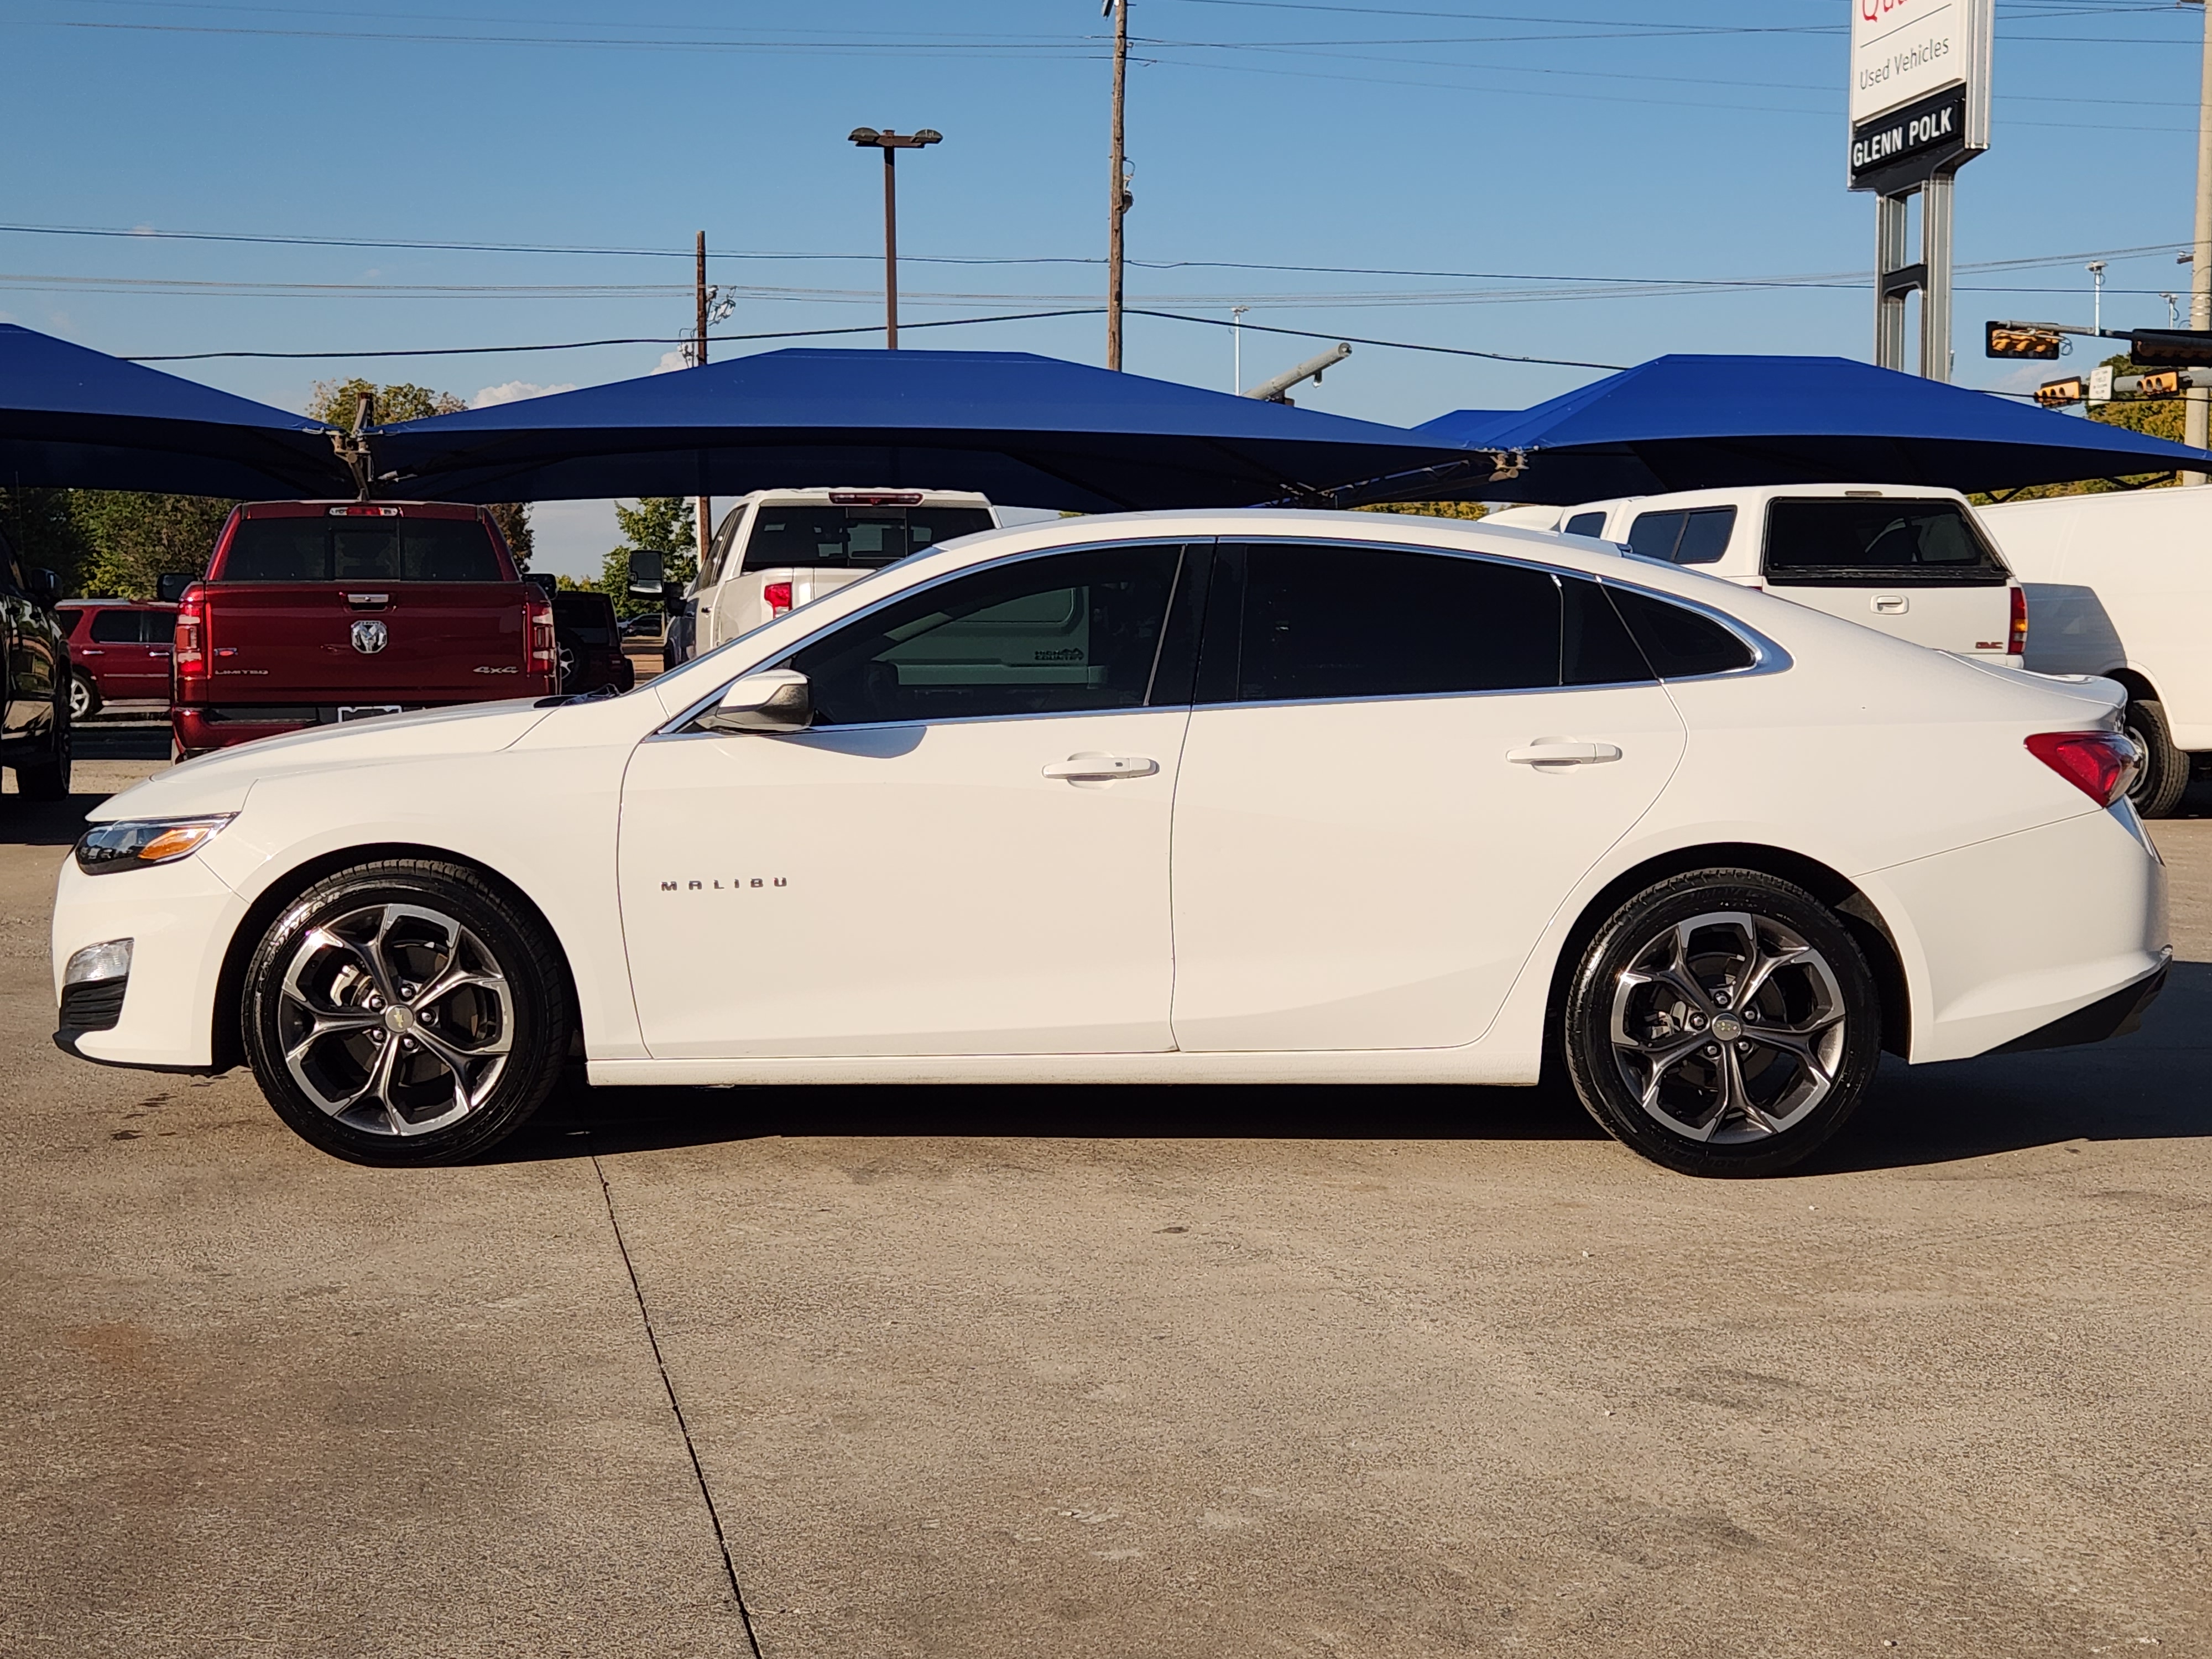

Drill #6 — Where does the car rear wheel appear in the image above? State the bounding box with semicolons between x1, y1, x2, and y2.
1562;869;1882;1177
69;671;101;722
2123;698;2190;818
14;691;71;800
242;859;571;1165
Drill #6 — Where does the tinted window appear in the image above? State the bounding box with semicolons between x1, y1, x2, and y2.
1606;586;1756;677
553;596;616;646
1562;577;1654;686
742;505;997;573
789;544;1184;727
88;608;144;643
222;517;503;582
1627;507;1735;566
1562;511;1608;538
1762;498;2007;583
1209;543;1561;703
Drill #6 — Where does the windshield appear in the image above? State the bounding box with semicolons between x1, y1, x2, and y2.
738;505;995;574
1762;498;2010;585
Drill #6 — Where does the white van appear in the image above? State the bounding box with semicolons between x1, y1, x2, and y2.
1978;484;2212;815
691;488;998;653
1493;484;2026;666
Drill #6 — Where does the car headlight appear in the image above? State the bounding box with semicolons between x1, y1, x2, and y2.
74;815;235;875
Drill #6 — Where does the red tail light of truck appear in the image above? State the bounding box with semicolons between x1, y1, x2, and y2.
526;594;556;676
173;586;208;680
2008;585;2028;656
764;581;794;617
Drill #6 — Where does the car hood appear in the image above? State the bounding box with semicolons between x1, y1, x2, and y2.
93;699;556;822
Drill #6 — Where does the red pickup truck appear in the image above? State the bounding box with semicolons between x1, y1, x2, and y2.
171;501;557;759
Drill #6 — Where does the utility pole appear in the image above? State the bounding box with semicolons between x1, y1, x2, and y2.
2087;260;2106;335
1105;0;1131;369
693;230;711;578
2189;0;2212;482
849;127;942;348
1231;304;1248;393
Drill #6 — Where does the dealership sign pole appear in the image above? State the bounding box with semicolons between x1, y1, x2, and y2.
1850;0;1992;380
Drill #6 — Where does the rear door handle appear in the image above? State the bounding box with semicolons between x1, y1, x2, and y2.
1507;742;1622;766
1871;594;1908;614
1042;754;1158;781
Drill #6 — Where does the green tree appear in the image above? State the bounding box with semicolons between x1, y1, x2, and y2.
0;487;93;589
1356;500;1490;521
602;497;696;619
1974;355;2189;505
306;379;535;568
70;492;237;598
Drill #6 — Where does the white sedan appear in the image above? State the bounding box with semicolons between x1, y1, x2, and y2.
52;510;2168;1176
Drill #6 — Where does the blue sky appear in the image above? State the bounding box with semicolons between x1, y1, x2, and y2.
2;0;2204;576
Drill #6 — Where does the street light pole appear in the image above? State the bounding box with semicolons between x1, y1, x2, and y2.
695;230;711;579
2087;259;2106;335
848;127;943;349
2190;0;2212;479
1105;0;1131;369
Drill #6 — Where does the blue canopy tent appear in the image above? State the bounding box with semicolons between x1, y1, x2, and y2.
0;324;348;498
1417;354;2212;503
368;347;1479;510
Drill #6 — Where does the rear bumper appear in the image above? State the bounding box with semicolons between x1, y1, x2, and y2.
1991;961;2168;1053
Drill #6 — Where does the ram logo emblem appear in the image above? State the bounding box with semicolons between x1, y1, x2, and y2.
350;620;389;655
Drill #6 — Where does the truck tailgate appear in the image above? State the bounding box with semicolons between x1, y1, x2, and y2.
202;583;530;702
1763;580;2018;658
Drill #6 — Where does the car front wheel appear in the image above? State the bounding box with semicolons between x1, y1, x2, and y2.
1562;869;1882;1177
242;859;571;1165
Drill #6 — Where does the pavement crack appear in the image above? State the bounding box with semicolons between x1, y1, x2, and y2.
591;1145;764;1658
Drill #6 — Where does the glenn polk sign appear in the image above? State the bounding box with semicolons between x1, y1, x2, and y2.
1848;0;1992;193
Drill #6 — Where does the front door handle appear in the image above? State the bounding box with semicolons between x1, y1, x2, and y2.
1042;754;1158;781
1507;741;1623;766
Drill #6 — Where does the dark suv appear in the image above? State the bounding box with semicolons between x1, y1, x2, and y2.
0;523;71;799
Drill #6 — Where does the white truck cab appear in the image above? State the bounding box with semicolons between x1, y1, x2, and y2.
691;488;998;653
1492;484;2026;667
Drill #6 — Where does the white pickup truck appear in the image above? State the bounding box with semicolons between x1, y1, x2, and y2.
688;488;999;655
1978;485;2212;816
1489;483;2026;669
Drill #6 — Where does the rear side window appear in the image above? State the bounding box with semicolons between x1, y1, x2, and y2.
1562;511;1608;538
221;516;503;582
1202;544;1657;705
790;542;1185;727
1626;507;1736;566
1606;586;1757;678
1762;498;2008;585
741;505;996;573
88;608;145;643
552;597;615;645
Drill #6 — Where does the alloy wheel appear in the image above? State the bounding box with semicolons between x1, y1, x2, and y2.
1606;909;1848;1145
275;902;514;1138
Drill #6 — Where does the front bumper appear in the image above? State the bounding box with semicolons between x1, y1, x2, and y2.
50;851;248;1071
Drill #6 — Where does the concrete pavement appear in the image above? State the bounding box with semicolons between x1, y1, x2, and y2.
4;740;2206;1657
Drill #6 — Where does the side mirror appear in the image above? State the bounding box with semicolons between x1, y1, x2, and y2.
156;572;196;603
27;567;60;604
627;549;664;596
701;669;812;735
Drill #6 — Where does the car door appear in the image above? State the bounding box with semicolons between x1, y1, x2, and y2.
0;539;33;736
1168;540;1687;1053
619;540;1202;1058
81;606;158;698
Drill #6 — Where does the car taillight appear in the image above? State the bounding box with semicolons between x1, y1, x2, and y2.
173;587;207;679
2008;585;2028;656
2026;730;2140;807
526;596;556;675
763;581;793;616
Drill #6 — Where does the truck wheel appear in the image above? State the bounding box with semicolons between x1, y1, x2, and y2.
1562;869;1882;1178
70;671;101;722
2124;698;2190;818
242;859;572;1166
14;692;72;800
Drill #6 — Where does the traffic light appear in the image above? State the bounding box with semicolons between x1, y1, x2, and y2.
1987;322;2064;360
2138;370;2183;397
2126;328;2212;368
2035;377;2086;408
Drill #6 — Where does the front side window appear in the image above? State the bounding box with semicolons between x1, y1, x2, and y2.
787;542;1186;727
88;608;143;643
1762;497;2008;585
221;517;503;583
1204;542;1655;704
741;505;997;573
1626;506;1736;566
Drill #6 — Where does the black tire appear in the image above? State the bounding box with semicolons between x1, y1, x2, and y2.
69;670;101;723
2123;698;2190;819
241;859;572;1165
14;691;71;801
1562;869;1882;1177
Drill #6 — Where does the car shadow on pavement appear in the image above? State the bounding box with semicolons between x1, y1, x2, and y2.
1;791;112;847
502;962;2211;1170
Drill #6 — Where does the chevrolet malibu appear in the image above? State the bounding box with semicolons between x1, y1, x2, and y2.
51;510;2168;1177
